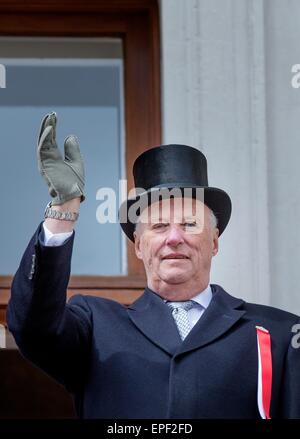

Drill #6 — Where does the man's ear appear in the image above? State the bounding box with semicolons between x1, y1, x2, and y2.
212;228;219;257
134;231;143;260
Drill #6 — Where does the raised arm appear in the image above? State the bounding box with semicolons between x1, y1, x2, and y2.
7;112;91;392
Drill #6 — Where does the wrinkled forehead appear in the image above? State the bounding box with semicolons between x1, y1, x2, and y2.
138;197;207;224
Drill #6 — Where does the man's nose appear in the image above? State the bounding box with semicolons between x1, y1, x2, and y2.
165;224;184;246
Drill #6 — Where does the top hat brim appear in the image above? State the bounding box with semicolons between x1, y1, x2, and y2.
119;185;232;242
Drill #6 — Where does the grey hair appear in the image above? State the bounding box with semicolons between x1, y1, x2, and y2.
210;210;218;230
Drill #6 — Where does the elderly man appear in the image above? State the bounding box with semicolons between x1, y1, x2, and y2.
7;113;300;419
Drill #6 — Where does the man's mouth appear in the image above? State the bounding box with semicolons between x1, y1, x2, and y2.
162;253;189;260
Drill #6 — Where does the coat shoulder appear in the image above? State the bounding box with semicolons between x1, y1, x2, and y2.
67;293;127;313
212;284;300;325
243;301;300;324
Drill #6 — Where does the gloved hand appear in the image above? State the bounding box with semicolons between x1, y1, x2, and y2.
37;112;85;205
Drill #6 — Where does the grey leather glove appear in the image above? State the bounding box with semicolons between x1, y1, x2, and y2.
37;112;85;205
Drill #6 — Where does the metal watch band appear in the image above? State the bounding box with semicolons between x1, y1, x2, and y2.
44;201;79;221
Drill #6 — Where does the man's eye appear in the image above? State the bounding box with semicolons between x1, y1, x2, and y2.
183;222;196;227
152;223;168;229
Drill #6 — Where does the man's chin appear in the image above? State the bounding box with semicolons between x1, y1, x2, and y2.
159;270;190;285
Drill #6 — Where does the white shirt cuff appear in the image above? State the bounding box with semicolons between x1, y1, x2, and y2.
42;222;73;247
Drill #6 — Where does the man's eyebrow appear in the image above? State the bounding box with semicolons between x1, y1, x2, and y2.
149;217;169;222
182;216;197;221
148;216;199;223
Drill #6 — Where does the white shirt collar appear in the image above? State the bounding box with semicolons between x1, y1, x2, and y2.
163;284;213;309
190;284;213;309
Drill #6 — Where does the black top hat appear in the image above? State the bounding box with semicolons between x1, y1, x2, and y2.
119;144;232;241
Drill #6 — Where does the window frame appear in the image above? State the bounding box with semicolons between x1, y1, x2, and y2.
0;0;161;321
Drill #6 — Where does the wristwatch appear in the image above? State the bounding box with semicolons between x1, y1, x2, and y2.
44;201;79;221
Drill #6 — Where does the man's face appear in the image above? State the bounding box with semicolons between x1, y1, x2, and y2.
133;197;219;297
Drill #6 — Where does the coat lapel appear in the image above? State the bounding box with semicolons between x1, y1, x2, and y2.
177;285;246;355
127;285;246;357
127;288;182;356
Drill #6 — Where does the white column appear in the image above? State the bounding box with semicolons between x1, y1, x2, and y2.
160;0;271;305
264;0;300;313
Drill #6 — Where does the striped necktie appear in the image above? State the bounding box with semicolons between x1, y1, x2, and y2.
166;300;194;340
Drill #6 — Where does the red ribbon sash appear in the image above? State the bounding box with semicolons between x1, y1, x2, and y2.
256;326;272;419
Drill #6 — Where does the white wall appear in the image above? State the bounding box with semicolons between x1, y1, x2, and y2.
265;0;300;313
160;0;300;314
